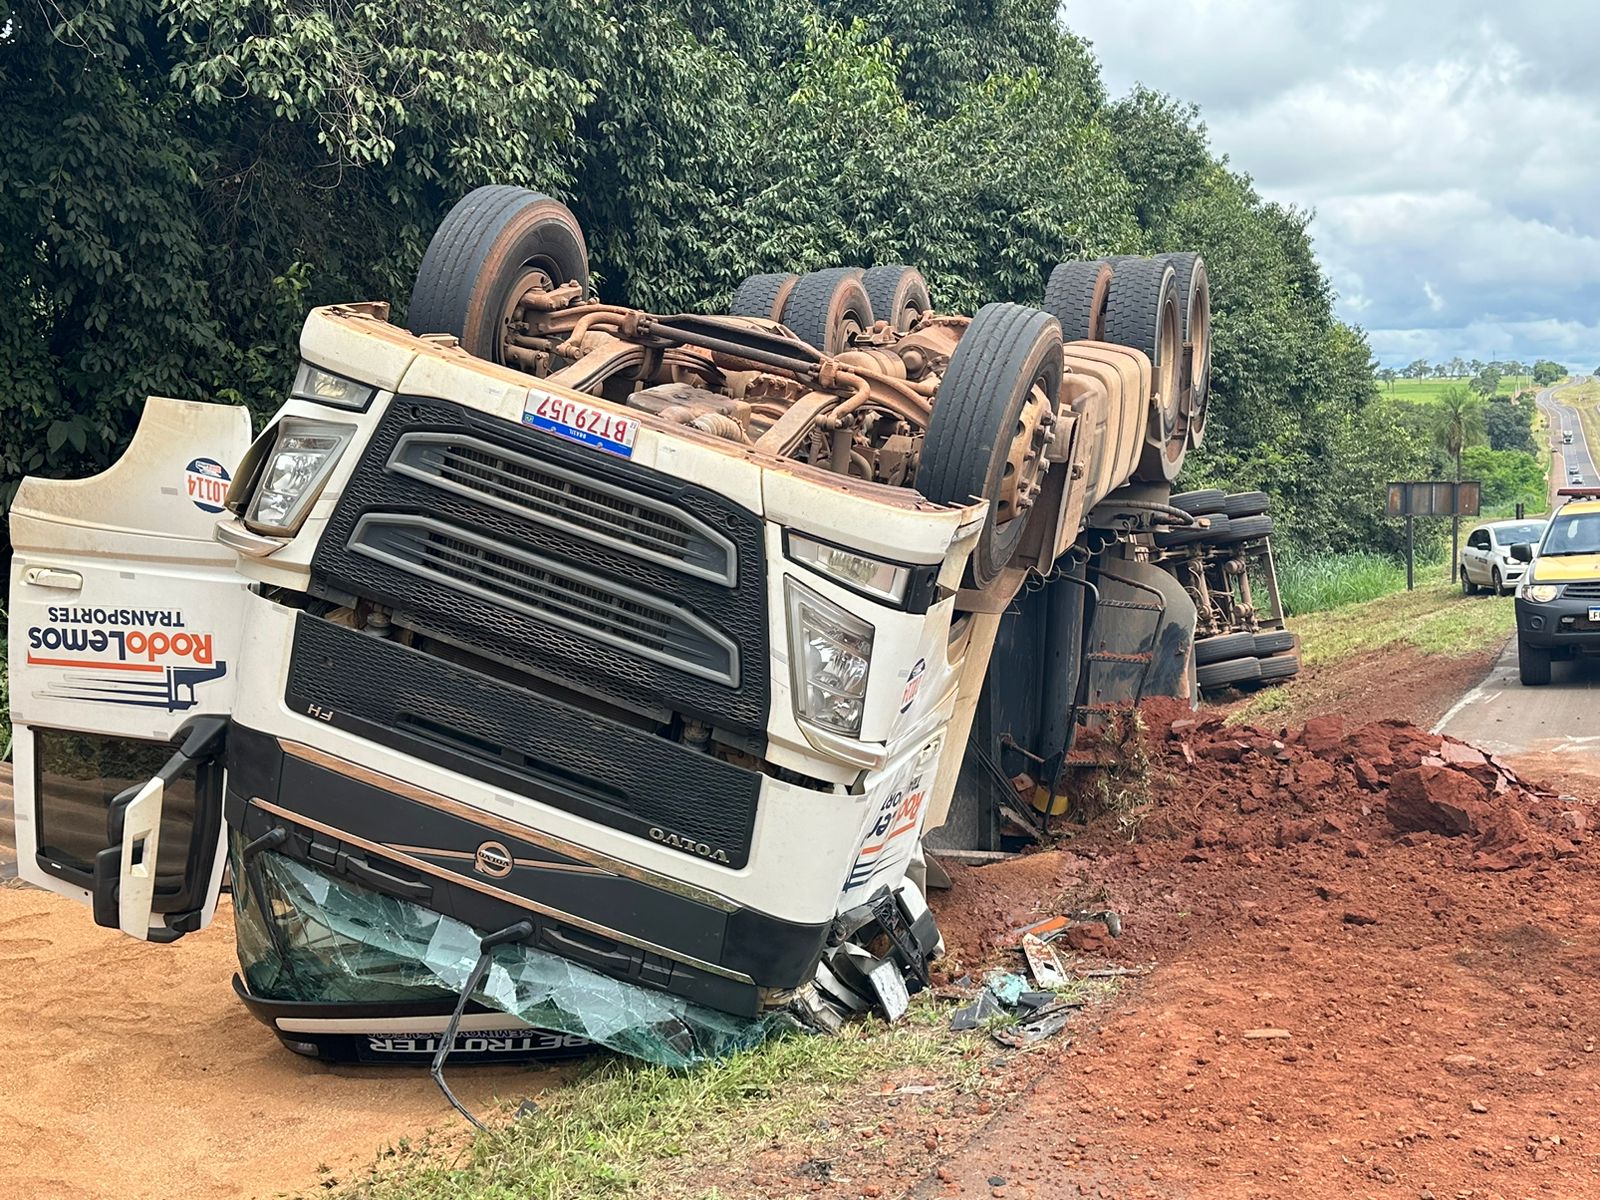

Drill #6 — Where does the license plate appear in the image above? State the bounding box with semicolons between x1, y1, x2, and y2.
523;390;639;458
1588;606;1600;623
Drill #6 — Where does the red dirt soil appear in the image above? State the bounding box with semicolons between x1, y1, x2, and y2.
740;703;1600;1199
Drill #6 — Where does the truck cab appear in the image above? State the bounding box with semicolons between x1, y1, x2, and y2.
10;188;1221;1064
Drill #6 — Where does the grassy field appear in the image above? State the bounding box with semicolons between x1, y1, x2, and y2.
1278;550;1422;615
1379;375;1533;404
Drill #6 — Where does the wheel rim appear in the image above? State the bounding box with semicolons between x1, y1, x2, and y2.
996;381;1054;526
499;265;556;365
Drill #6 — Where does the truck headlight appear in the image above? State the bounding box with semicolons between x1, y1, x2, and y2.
1520;583;1561;602
244;418;355;534
290;360;377;410
786;577;874;736
787;532;910;604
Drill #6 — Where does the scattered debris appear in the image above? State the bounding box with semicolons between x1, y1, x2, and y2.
949;990;1003;1031
1021;935;1068;988
1242;1028;1291;1040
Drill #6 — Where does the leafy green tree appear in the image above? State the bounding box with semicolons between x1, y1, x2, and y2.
1484;396;1537;454
1533;359;1568;386
1462;446;1546;510
1404;358;1431;379
1469;365;1501;396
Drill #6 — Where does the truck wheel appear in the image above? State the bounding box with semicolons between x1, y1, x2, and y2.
1159;252;1212;448
1221;490;1269;519
1168;488;1227;516
1216;514;1274;544
862;265;931;332
1197;654;1262;690
920;303;1063;589
1155;513;1231;548
1253;628;1295;656
1103;258;1184;481
407;186;589;364
1195;630;1255;665
1518;640;1552;686
1042;260;1113;341
1256;651;1300;682
781;268;876;354
731;272;800;321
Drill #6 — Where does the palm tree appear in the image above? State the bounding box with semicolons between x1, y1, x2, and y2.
1436;385;1485;480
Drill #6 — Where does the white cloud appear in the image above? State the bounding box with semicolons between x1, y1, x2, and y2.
1066;0;1600;368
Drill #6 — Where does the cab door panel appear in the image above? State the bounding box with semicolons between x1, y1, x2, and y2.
9;397;252;939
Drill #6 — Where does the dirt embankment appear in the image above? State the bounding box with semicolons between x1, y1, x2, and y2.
733;704;1600;1199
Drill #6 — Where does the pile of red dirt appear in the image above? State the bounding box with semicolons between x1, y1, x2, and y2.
1141;700;1586;875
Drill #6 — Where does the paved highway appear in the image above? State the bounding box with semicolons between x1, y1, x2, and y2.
1537;376;1595;488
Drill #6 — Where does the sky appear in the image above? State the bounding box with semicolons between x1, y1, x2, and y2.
1067;1;1600;372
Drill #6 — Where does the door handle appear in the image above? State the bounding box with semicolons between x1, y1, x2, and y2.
24;567;82;590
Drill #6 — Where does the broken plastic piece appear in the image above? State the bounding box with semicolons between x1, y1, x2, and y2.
992;1007;1073;1048
1022;934;1067;989
983;970;1027;1006
949;989;1002;1031
231;841;782;1069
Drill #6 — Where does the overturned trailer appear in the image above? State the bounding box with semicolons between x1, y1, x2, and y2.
11;188;1242;1073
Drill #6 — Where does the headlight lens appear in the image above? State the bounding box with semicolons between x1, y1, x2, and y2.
787;533;911;603
244;418;354;534
1521;583;1561;602
290;361;376;410
785;577;874;736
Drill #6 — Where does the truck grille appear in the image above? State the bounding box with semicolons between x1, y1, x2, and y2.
350;514;738;685
310;396;769;733
388;432;736;585
1563;581;1600;599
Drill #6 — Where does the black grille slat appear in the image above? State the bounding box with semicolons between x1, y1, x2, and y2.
393;432;734;584
1563;580;1600;599
310;397;769;734
350;515;736;683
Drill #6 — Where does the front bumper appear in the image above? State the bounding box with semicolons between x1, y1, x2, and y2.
1514;593;1600;649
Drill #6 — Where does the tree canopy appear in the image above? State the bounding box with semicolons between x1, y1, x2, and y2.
2;0;1418;554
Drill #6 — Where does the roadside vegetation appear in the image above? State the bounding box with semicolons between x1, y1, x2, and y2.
1278;550;1421;615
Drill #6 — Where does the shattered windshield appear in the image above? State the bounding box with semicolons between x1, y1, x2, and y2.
1542;512;1600;556
230;836;786;1069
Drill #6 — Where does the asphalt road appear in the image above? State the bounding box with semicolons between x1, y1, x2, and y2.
1436;637;1600;792
1537;376;1595;486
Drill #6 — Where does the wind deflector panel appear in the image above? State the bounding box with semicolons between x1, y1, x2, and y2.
310;396;768;733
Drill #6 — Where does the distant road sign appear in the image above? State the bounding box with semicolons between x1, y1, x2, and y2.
1386;480;1480;518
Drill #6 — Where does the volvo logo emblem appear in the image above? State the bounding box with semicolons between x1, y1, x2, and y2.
474;841;513;878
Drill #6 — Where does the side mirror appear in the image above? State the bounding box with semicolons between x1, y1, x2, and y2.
1510;542;1534;563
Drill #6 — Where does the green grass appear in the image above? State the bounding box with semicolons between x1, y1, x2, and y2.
319;1003;984;1200
1289;560;1513;667
1277;550;1420;615
1379;375;1532;404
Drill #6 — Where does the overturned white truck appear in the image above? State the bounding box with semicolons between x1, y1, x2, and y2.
9;188;1272;1070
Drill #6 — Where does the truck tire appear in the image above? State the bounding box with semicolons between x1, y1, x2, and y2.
1168;488;1227;516
1042;260;1113;341
1103;258;1184;481
1195;630;1255;665
781;268;875;354
1155;513;1230;547
1216;514;1274;544
1257;650;1301;682
1159;252;1212;447
407;186;589;363
1197;654;1262;690
1253;628;1295;656
862;265;931;332
920;303;1063;589
1519;640;1552;686
731;271;800;321
1221;490;1269;519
